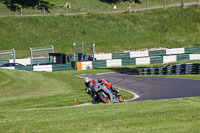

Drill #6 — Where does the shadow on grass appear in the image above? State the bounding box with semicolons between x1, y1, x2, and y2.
0;0;55;12
100;0;141;4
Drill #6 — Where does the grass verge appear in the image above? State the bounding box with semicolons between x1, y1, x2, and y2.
0;97;200;133
0;5;200;58
0;68;132;111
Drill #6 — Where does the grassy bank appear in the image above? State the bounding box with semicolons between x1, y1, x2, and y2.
1;66;200;132
1;97;200;133
0;0;197;16
0;6;200;58
0;68;133;110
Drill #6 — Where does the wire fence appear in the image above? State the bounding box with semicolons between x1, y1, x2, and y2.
0;0;199;17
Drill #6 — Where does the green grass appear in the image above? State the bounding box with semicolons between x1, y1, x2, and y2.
1;66;200;132
0;5;200;58
0;68;132;111
0;97;200;133
0;0;197;16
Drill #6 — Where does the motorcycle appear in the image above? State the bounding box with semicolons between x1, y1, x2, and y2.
89;81;124;104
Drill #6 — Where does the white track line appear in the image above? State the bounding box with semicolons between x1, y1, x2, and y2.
123;89;140;102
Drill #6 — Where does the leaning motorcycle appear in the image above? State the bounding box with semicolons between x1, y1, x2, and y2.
90;81;124;104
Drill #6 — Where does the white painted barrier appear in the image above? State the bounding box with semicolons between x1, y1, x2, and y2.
130;51;149;58
94;53;112;60
136;57;150;65
82;61;93;70
166;48;185;55
189;54;200;60
106;59;122;67
33;65;52;72
163;55;177;63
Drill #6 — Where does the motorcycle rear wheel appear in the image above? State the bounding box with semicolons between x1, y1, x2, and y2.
98;92;111;103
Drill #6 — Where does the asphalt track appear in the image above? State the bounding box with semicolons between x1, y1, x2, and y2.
80;72;200;101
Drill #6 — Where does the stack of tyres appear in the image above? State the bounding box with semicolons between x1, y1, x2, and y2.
176;64;181;75
154;67;159;75
180;64;186;74
185;63;193;74
162;67;168;75
147;68;151;75
159;67;163;75
142;68;148;75
171;65;176;75
167;66;172;75
192;63;200;74
150;68;155;75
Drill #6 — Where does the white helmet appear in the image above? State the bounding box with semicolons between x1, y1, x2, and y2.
84;77;91;87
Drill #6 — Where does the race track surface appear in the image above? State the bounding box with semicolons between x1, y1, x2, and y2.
80;72;200;101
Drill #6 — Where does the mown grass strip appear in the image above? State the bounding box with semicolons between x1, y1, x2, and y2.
0;6;200;58
0;97;200;133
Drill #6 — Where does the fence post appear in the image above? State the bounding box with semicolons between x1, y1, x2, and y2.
65;7;67;15
181;0;184;8
20;7;23;16
164;0;167;8
12;49;16;63
43;8;45;16
146;0;148;10
197;0;199;5
109;5;110;14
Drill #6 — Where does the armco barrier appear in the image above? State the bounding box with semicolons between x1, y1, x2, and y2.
15;66;33;71
185;47;200;54
52;63;71;72
33;58;49;65
189;54;200;60
122;58;135;66
166;48;185;55
136;57;150;65
112;52;130;59
149;50;166;57
92;60;107;68
150;57;163;64
177;54;190;61
106;59;122;67
94;46;200;61
139;63;200;75
94;53;112;60
130;51;149;58
163;55;177;64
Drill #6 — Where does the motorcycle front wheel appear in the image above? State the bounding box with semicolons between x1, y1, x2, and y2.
98;92;111;103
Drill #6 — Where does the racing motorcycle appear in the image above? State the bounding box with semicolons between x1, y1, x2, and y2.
89;81;124;104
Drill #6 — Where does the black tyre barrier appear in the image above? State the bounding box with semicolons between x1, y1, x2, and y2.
139;63;200;75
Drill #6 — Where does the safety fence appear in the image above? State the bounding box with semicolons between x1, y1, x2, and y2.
94;47;200;60
139;63;200;75
76;53;200;70
1;46;200;72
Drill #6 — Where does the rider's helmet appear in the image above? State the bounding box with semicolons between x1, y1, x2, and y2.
84;77;91;87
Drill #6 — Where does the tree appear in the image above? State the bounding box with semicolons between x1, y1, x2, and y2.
0;0;55;12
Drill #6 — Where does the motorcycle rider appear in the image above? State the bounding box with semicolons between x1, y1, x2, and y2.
84;77;119;98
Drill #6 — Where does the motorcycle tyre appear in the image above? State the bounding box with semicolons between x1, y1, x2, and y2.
98;92;111;103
